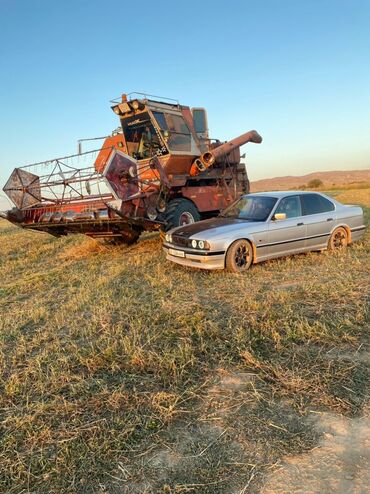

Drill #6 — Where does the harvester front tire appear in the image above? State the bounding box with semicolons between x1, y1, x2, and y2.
164;199;200;231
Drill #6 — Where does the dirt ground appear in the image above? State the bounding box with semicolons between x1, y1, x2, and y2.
115;354;370;494
262;413;370;494
260;348;370;494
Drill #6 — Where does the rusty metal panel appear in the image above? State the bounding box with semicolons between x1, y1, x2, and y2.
181;184;235;212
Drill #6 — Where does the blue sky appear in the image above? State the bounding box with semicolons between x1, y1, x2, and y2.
0;0;369;208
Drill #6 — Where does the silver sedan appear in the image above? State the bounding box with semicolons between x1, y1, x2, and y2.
163;191;365;272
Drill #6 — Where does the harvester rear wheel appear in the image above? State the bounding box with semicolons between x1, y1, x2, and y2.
164;199;200;231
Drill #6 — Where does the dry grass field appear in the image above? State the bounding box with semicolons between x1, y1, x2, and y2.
0;188;369;493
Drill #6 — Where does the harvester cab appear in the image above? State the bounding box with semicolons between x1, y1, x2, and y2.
2;92;262;244
96;94;209;176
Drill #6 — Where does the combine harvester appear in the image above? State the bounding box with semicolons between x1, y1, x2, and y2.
2;92;262;244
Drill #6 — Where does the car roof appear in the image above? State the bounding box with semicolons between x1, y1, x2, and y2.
245;191;326;199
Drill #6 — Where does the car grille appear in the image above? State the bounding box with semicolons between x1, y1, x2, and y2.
172;235;189;248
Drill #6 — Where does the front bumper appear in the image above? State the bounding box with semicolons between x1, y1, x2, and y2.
163;244;225;270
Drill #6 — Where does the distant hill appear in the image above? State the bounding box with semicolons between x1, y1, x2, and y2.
251;169;370;192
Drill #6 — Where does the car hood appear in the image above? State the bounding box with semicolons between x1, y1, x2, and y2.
171;217;263;239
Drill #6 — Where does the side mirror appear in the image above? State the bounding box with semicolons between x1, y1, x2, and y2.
273;213;286;221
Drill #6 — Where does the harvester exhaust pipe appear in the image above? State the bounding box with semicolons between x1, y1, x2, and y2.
190;130;262;175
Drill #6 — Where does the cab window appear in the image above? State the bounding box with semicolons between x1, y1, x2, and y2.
153;111;167;131
300;194;335;215
121;112;168;160
275;196;302;218
153;111;192;153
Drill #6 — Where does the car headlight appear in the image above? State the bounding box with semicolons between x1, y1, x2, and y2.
190;239;209;250
165;233;172;243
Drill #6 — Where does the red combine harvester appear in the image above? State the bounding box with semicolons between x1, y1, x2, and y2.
2;92;262;244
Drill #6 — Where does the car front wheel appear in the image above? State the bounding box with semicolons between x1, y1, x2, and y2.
329;227;349;250
225;239;253;273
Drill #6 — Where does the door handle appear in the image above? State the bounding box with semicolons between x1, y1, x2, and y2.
327;218;333;222
297;222;304;226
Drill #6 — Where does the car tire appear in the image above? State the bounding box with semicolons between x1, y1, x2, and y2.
328;226;349;250
225;239;253;273
164;199;200;231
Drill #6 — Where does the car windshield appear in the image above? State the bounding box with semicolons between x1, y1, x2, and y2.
220;195;277;221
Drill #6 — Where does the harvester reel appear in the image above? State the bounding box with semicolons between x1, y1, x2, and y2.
3;168;41;209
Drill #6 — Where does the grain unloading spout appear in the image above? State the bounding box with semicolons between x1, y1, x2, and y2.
190;130;262;176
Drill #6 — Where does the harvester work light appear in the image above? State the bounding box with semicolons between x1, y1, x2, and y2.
131;100;144;111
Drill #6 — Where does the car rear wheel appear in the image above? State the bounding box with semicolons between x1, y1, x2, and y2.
328;227;348;250
225;239;253;273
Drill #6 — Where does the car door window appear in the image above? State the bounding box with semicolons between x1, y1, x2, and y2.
275;196;302;218
300;194;335;215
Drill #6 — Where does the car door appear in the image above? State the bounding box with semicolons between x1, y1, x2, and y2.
267;195;306;257
300;193;336;249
